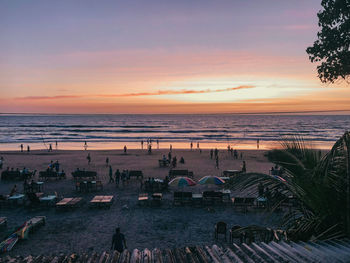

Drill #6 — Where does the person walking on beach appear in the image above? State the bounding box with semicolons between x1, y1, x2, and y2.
257;139;260;149
20;144;23;152
49;144;52;152
111;227;127;253
215;155;219;169
190;142;193;151
242;161;246;173
210;149;213;159
27;145;30;153
84;141;88;150
124;145;127;154
87;153;91;165
197;142;199;149
109;165;114;183
115;169;120;187
157;139;159;149
141;140;144;149
214;148;218;159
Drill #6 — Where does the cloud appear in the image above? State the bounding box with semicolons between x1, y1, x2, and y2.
102;85;254;97
14;85;254;100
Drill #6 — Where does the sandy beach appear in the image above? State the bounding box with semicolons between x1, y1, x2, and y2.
0;149;281;256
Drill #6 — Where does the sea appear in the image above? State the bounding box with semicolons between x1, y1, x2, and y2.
0;114;349;150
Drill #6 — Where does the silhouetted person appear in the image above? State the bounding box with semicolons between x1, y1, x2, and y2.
87;153;91;165
242;161;246;173
168;152;172;163
115;169;120;187
111;227;126;253
214;148;218;158
210;149;213;159
20;144;23;152
109;166;114;183
124;145;127;154
49;144;52;152
55;140;58;150
257;139;260;149
170;144;172;152
215;155;219;169
190;142;193;151
180;157;185;164
27;145;30;152
156;139;159;149
141;140;144;149
84;141;88;150
148;144;152;154
106;157;109;167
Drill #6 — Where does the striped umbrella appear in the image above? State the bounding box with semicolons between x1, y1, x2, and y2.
198;176;225;185
168;177;196;187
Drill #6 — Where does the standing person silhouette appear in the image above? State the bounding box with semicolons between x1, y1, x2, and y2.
84;141;88;150
190;142;193;151
20;144;23;152
87;153;91;165
257;139;260;149
111;227;127;253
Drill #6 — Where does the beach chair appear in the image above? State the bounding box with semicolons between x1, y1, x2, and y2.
182;192;193;205
56;198;75;211
229;225;243;244
214;221;227;241
68;197;83;209
138;193;149;206
173;192;182;206
90;195;113;208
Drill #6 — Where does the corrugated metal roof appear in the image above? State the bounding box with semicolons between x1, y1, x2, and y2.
1;239;350;262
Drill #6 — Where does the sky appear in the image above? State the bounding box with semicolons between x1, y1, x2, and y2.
1;0;349;114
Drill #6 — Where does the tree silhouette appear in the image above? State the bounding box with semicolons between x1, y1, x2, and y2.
306;0;350;83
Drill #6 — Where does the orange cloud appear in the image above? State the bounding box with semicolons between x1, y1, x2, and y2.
14;85;254;100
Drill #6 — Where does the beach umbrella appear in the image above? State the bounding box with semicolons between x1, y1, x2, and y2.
198;176;225;185
168;177;196;187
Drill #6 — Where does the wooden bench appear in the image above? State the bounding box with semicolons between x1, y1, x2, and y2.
72;171;97;180
158;160;169;167
56;197;83;210
89;195;114;209
128;170;143;179
39;171;65;180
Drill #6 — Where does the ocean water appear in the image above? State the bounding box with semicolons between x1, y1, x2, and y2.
0;114;349;150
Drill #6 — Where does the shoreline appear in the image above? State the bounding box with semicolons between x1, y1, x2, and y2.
0;140;333;151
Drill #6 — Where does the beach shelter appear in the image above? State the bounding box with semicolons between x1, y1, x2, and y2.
168;177;196;187
198;176;225;185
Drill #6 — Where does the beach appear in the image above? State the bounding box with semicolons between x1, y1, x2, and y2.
0;148;281;256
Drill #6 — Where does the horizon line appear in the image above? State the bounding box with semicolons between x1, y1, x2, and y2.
1;109;350;116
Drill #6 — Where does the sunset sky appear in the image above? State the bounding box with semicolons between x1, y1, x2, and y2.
1;0;349;114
